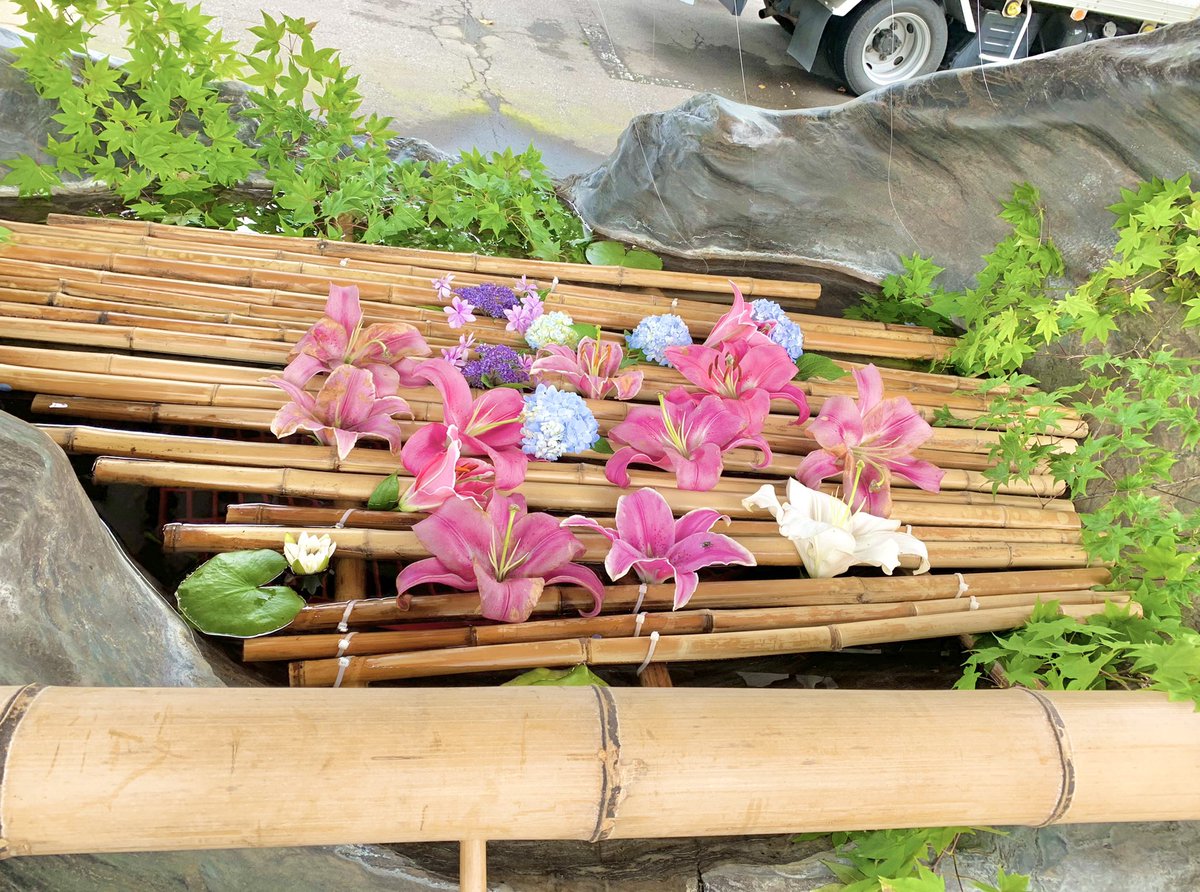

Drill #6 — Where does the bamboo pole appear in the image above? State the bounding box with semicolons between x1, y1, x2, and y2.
286;568;1113;628
221;504;1083;544
2;684;1196;857
243;591;1126;663
287;602;1126;685
99;459;1079;528
46;424;1066;499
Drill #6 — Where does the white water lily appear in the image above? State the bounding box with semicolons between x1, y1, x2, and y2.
283;532;337;576
742;479;929;578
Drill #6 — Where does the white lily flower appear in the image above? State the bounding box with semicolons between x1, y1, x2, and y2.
283;532;337;576
742;479;929;578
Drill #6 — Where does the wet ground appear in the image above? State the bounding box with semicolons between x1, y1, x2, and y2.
0;0;848;175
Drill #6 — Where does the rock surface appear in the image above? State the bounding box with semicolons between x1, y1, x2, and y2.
567;24;1200;302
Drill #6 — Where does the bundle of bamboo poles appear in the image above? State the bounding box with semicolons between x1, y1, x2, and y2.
0;217;1110;686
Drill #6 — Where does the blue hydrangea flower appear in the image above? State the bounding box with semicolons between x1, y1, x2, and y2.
751;299;804;360
521;384;599;461
461;343;532;389
454;283;518;319
627;313;692;366
525;311;578;350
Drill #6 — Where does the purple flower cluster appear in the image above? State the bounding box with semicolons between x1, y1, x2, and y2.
455;283;519;319
461;344;533;389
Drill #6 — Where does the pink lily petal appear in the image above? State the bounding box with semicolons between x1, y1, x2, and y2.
668;530;756;575
768;381;812;425
395;557;475;594
628;556;677;585
280;352;330;388
613;369;643;401
331;428;360;460
796;450;842;490
853;364;884;414
614;487;675;561
885;454;946;493
326;283;363;336
671;441;725;491
704;282;772;348
671;571;701;610
673;508;729;541
400;423;450;475
270;400;320;440
475;563;544;623
807;395;864;449
543;563;606;617
604;446;651;487
604;539;650;581
865;397;935;457
560;515;618;543
849;461;891;517
512;517;586;579
410;496;492;578
484;445;529;491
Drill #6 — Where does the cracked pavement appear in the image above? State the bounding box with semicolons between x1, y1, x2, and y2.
0;0;845;174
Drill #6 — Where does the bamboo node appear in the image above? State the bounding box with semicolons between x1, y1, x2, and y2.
1020;688;1077;827
589;686;622;843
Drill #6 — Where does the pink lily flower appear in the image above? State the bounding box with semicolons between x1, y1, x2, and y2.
397;425;495;512
444;295;476;330
283;283;430;395
663;336;811;432
530;336;644;400
269;364;412;461
399;358;528;489
703;282;776;349
796;364;945;517
605;388;771;491
395;493;605;623
562;487;756;609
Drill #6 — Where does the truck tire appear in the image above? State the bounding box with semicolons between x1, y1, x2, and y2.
832;0;949;95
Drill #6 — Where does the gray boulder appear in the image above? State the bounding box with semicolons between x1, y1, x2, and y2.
566;23;1200;301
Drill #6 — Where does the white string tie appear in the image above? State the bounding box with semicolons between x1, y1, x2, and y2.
635;631;661;677
969;595;980;611
335;631;357;658
633;581;648;614
337;599;358;633
670;297;678;308
954;573;970;599
633;611;647;638
334;508;355;529
906;525;913;535
332;656;351;688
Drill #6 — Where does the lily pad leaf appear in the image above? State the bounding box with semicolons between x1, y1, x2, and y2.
503;664;609;686
622;249;663;270
794;352;848;382
176;549;303;638
585;240;626;267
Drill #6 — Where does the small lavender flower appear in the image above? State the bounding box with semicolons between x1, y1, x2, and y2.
525;311;578;350
504;293;544;334
751;299;804;360
432;273;456;302
441;333;476;369
444;295;476;329
513;275;540;301
461;343;532;389
455;283;518;319
627;314;692;366
521;384;599;461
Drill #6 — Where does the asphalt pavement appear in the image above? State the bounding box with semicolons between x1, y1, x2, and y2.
1;0;848;174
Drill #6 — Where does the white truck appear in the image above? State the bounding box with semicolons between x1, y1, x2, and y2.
714;0;1200;94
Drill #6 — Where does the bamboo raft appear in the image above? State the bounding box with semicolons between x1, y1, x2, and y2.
0;217;1110;687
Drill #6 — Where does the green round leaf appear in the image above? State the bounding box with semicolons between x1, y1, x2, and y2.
585;240;627;267
622;249;663;271
176;549;304;638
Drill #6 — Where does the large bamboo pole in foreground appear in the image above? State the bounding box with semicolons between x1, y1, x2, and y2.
0;685;1195;858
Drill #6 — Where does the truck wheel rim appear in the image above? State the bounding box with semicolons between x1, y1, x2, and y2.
860;12;932;86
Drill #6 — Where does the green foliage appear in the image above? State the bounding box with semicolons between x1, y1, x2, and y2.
5;3;588;260
936;176;1200;708
585;240;664;270
503;665;609;686
807;827;1027;892
794;352;849;382
845;254;957;335
366;471;400;511
175;549;304;637
6;0;256;225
